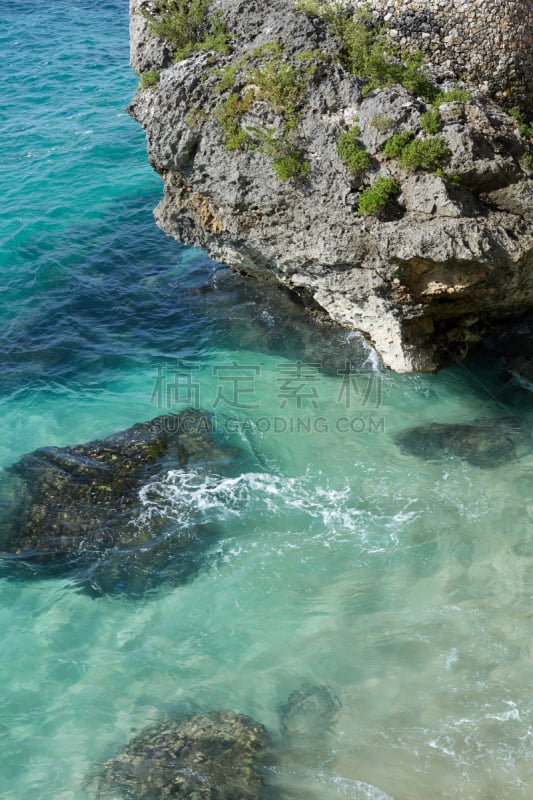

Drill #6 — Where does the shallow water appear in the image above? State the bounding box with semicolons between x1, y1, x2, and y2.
2;1;533;798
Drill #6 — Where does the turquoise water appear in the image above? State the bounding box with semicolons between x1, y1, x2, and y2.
2;2;533;798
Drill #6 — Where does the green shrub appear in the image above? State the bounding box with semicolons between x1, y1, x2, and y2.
185;104;208;128
143;0;230;61
251;41;283;59
383;131;414;159
213;61;243;93
434;87;471;106
294;0;323;16
400;51;437;101
398;136;451;171
337;125;371;174
247;52;313;131
420;108;441;135
434;168;461;186
295;49;325;62
371;115;394;131
520;152;533;172
196;11;231;55
216;92;252;149
358;177;401;216
214;44;314;181
273;151;311;181
252;126;310;182
139;70;160;90
507;108;533;140
383;131;450;171
295;2;437;102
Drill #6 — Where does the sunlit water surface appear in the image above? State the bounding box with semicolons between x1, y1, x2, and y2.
2;2;533;798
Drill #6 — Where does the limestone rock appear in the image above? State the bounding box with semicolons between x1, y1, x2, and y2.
129;0;173;73
482;180;533;224
399;173;483;217
129;0;533;373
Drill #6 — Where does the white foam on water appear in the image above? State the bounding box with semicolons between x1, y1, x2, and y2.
315;771;395;799
138;468;361;534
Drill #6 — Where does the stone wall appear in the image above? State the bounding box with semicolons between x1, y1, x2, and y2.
336;0;532;115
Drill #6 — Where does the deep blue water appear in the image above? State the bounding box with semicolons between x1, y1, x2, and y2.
2;2;533;799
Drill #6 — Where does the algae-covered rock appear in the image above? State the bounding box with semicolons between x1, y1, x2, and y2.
88;710;271;800
396;417;528;467
0;409;239;595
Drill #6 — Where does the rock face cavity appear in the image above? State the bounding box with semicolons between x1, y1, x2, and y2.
129;0;533;373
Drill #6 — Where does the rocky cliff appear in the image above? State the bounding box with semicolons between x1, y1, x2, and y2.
129;0;533;372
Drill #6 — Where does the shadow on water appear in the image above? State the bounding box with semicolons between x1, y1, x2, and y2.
1;192;222;395
192;269;373;376
2;190;375;397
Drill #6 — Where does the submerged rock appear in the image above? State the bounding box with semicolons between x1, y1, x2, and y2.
88;710;271;800
0;409;239;595
396;417;528;467
279;682;341;740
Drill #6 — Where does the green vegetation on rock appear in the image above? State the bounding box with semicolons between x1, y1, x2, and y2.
357;176;400;216
272;150;311;181
248;45;313;132
142;0;230;61
139;70;160;90
213;60;243;93
295;1;436;101
294;0;323;16
214;42;315;182
519;152;533;172
434;168;461;186
185;104;209;128
383;131;414;160
337;125;371;174
216;91;253;150
420;108;441;134
384;131;450;171
371;115;394;131
398;136;451;171
434;87;471;106
507;108;533;141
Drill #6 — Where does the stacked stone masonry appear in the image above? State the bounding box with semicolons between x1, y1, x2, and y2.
334;0;532;115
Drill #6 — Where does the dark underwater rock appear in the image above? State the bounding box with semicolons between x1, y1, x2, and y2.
396;417;528;468
88;710;271;800
0;409;239;595
278;683;341;740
